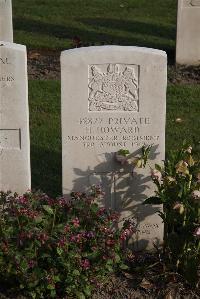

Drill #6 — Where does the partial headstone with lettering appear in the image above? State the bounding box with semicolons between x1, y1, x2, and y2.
0;0;13;42
0;42;31;194
176;0;200;65
61;46;167;250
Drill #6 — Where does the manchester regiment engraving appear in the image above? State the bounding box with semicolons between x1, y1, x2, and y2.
88;63;139;112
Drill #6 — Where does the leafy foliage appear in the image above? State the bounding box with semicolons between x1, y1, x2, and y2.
0;186;131;298
144;143;200;285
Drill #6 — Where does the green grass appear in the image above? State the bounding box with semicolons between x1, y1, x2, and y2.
13;0;177;59
29;80;200;196
166;84;200;152
29;80;61;197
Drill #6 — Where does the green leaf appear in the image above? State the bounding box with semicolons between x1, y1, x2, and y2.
73;269;80;276
84;285;92;297
155;164;162;172
57;247;63;256
143;197;163;205
106;264;114;272
47;284;55;290
42;205;54;215
114;254;121;263
91;204;99;213
34;216;43;223
76;292;86;299
119;263;129;270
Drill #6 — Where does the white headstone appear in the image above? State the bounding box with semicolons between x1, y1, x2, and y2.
0;0;13;42
0;42;31;194
176;0;200;65
61;46;167;250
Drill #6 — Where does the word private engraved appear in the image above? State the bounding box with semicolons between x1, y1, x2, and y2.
88;63;139;112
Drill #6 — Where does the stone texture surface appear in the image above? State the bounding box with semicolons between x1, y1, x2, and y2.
0;0;13;42
61;46;167;250
176;0;200;65
0;42;31;194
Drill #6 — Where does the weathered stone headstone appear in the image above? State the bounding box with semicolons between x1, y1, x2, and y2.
0;0;13;42
0;42;31;194
176;0;200;65
61;46;167;250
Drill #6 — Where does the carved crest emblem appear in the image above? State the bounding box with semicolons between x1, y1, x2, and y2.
88;64;139;112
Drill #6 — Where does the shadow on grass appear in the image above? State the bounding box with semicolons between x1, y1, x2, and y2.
13;17;176;63
31;145;62;197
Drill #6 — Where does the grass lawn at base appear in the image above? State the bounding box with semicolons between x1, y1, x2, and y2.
29;80;200;196
13;0;176;59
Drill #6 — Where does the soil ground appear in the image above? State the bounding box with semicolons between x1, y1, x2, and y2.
0;253;199;298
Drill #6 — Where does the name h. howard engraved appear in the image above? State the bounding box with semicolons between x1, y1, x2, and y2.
88;63;139;112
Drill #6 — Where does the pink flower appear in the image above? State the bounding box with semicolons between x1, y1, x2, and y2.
80;259;90;270
151;169;162;181
197;173;200;183
97;207;106;215
37;233;49;245
72;217;80;228
28;259;36;269
17;196;28;205
193;227;200;238
106;238;115;246
57;236;67;248
64;224;70;233
120;228;133;240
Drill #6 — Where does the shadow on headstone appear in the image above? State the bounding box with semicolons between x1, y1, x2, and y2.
71;145;163;251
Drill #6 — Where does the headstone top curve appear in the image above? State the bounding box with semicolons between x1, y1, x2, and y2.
61;45;167;59
0;41;26;51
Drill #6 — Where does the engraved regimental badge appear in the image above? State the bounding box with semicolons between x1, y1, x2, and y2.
88;64;139;112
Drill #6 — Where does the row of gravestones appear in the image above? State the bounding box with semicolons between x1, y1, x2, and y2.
1;0;200;65
0;0;199;250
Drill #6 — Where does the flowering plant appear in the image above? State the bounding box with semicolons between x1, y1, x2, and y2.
0;186;131;298
144;144;200;285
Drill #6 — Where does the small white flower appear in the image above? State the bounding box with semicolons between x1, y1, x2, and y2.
191;190;200;200
193;227;200;238
186;146;192;154
175;118;183;123
151;169;162;181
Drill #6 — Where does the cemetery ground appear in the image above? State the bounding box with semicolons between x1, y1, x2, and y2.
4;51;197;299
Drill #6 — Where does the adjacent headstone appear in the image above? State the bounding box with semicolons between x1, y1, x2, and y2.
0;42;31;194
0;0;13;42
61;46;167;250
176;0;200;65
